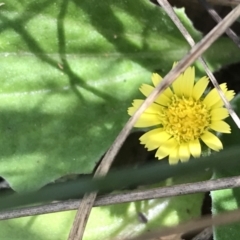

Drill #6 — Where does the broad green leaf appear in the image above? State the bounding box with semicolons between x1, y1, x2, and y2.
1;0;240;239
84;194;204;240
212;94;240;240
0;195;203;240
0;0;239;194
211;172;240;240
0;211;75;240
0;175;207;240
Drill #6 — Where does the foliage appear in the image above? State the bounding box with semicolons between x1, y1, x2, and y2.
212;95;240;240
0;0;239;239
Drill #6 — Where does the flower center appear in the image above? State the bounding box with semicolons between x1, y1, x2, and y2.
160;95;211;143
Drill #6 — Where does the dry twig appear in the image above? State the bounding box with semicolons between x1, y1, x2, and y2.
128;208;240;240
1;175;240;220
191;227;212;240
181;0;240;6
156;0;240;127
198;0;240;48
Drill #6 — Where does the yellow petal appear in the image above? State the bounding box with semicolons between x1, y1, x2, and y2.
172;73;183;96
163;87;173;98
134;112;160;127
225;90;235;102
171;62;183;96
155;93;171;106
128;106;136;116
211;108;229;121
155;138;178;159
139;84;171;106
127;100;143;116
192;76;209;100
152;73;173;97
188;139;201;158
203;83;228;108
179;143;190;162
152;73;162;87
181;66;195;98
140;128;171;151
169;147;180;165
210;121;231;133
211;90;235;108
200;131;223;151
172;62;178;68
139;84;154;97
145;102;162;113
128;99;162;116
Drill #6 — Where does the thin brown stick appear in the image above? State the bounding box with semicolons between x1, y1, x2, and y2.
199;0;240;48
68;5;240;240
3;175;239;221
128;208;240;240
179;0;240;6
157;0;240;127
191;227;212;240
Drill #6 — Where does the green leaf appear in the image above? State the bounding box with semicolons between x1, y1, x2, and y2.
0;0;239;194
0;175;207;240
0;0;185;192
212;94;240;240
0;195;203;240
0;211;75;240
1;0;240;239
211;169;240;240
84;194;204;240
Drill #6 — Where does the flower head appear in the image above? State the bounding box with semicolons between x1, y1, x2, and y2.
128;64;235;164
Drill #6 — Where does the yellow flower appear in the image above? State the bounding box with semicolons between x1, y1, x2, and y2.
128;64;235;164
